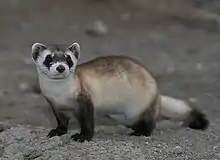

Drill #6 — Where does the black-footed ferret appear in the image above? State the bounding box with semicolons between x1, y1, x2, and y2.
31;42;209;142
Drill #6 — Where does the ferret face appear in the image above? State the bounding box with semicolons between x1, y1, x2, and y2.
31;43;80;79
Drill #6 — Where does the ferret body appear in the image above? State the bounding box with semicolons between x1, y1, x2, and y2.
32;42;209;142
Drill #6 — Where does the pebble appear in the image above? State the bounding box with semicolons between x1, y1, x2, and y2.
172;146;183;155
18;82;30;92
166;66;175;74
23;149;43;159
196;63;204;72
0;122;10;132
85;20;108;37
188;97;197;103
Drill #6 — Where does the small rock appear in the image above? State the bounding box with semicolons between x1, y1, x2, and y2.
0;122;10;132
14;130;31;141
166;66;175;74
42;136;64;151
213;146;219;150
4;143;21;156
196;63;204;72
23;149;42;160
85;20;108;37
9;152;24;160
172;146;183;155
59;134;71;144
18;82;30;92
188;97;197;103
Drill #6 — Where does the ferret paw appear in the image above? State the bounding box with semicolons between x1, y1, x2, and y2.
129;131;143;136
71;133;92;142
47;128;67;138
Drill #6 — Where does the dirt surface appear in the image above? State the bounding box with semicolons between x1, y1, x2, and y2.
1;0;220;159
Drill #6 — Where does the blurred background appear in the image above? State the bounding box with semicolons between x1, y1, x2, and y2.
0;0;220;128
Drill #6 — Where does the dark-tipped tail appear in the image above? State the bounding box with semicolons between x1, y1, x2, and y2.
160;95;209;130
186;107;209;130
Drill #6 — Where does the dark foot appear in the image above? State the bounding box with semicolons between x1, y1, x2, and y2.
71;133;93;142
129;130;152;137
129;119;156;137
129;131;149;137
47;128;67;138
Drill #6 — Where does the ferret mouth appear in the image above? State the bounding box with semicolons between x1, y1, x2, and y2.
49;76;66;80
40;71;68;80
48;74;68;80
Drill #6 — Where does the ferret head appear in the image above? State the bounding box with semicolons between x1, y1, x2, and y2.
31;42;80;79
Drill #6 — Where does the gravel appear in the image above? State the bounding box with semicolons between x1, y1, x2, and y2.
0;122;220;160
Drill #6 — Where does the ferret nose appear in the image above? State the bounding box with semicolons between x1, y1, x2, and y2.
56;65;65;73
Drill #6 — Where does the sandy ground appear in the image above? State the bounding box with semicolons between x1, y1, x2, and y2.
1;0;220;159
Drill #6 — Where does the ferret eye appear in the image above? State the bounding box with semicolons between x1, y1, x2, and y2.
45;55;53;64
66;55;73;68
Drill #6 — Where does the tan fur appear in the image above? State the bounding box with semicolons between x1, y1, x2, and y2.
75;56;159;125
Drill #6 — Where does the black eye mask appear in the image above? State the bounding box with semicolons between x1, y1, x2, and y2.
66;55;74;68
43;54;74;70
43;55;53;69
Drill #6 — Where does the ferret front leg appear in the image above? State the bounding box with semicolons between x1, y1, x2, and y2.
71;93;94;142
46;100;70;138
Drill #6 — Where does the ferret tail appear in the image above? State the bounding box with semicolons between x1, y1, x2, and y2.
160;95;209;130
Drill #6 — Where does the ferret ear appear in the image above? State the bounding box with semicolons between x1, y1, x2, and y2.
31;43;47;61
67;42;80;60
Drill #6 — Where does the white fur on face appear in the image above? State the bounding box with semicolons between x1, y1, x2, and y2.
35;50;78;79
48;62;70;79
